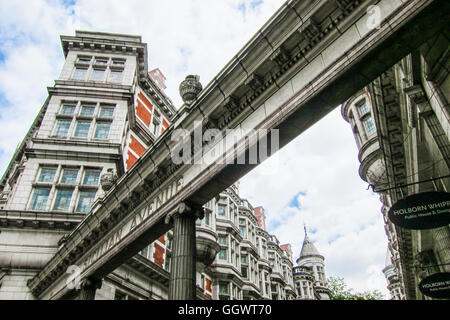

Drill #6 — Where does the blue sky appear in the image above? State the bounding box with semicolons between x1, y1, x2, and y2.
0;0;390;297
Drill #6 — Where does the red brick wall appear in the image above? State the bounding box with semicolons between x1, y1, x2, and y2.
161;119;169;133
130;135;146;157
153;243;165;267
136;100;151;126
205;278;212;293
126;151;138;170
157;234;166;245
138;92;153;111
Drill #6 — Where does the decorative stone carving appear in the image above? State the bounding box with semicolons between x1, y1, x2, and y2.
100;168;117;192
179;75;203;105
245;73;263;92
196;237;220;273
270;47;290;67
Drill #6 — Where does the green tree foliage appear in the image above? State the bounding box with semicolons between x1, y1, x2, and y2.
327;276;385;300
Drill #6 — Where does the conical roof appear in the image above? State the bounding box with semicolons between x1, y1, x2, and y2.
298;225;323;261
299;234;322;258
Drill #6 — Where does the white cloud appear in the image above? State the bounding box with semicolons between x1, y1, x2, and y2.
0;0;390;298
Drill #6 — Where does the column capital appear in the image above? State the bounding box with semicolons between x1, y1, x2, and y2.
165;201;204;224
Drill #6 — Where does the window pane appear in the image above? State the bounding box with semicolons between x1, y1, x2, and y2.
53;189;73;211
91;69;105;81
80;105;95;117
218;235;227;245
83;170;101;185
218;249;227;260
73;68;87;80
94;122;111;139
38;168;56;182
112;59;125;66
78;57;91;64
99;107;114;118
358;102;369;116
218;204;226;216
204;211;210;226
109;70;123;83
60;169;78;184
95;58;108;65
74;121;91;138
30;188;50;210
240;226;246;238
140;246;149;258
364;117;376;135
60;104;76;115
219;283;229;294
76;190;97;213
54;119;71;137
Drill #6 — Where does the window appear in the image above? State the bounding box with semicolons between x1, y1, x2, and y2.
77;56;92;64
363;117;376;135
218;248;227;261
29;165;102;214
91;69;105;82
204;211;210;226
358;101;370;116
30;188;50;210
53;189;73;211
94;58;108;65
239;225;246;238
241;255;248;264
54;119;72;137
94;122;111;139
219;282;229;294
79;104;96;117
151;119;160;136
200;274;205;289
73;67;88;80
83;170;101;185
218;204;227;217
60;104;76;116
140;246;149;259
99;106;114;118
38;168;56;183
76;190;97;213
218;235;227;245
74;121;91;138
112;59;125;66
60;168;78;184
54;101;114;141
109;70;123;83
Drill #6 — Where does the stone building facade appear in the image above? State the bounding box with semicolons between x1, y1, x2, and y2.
0;31;330;300
342;40;449;300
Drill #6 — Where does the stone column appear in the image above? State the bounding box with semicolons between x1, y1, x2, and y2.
76;278;102;300
166;202;203;300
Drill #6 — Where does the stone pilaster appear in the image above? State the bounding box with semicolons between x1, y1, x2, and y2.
166;202;204;300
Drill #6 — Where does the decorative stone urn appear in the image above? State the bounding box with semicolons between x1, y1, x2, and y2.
179;75;203;105
100;168;118;192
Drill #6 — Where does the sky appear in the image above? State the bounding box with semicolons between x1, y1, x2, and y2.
0;0;390;297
